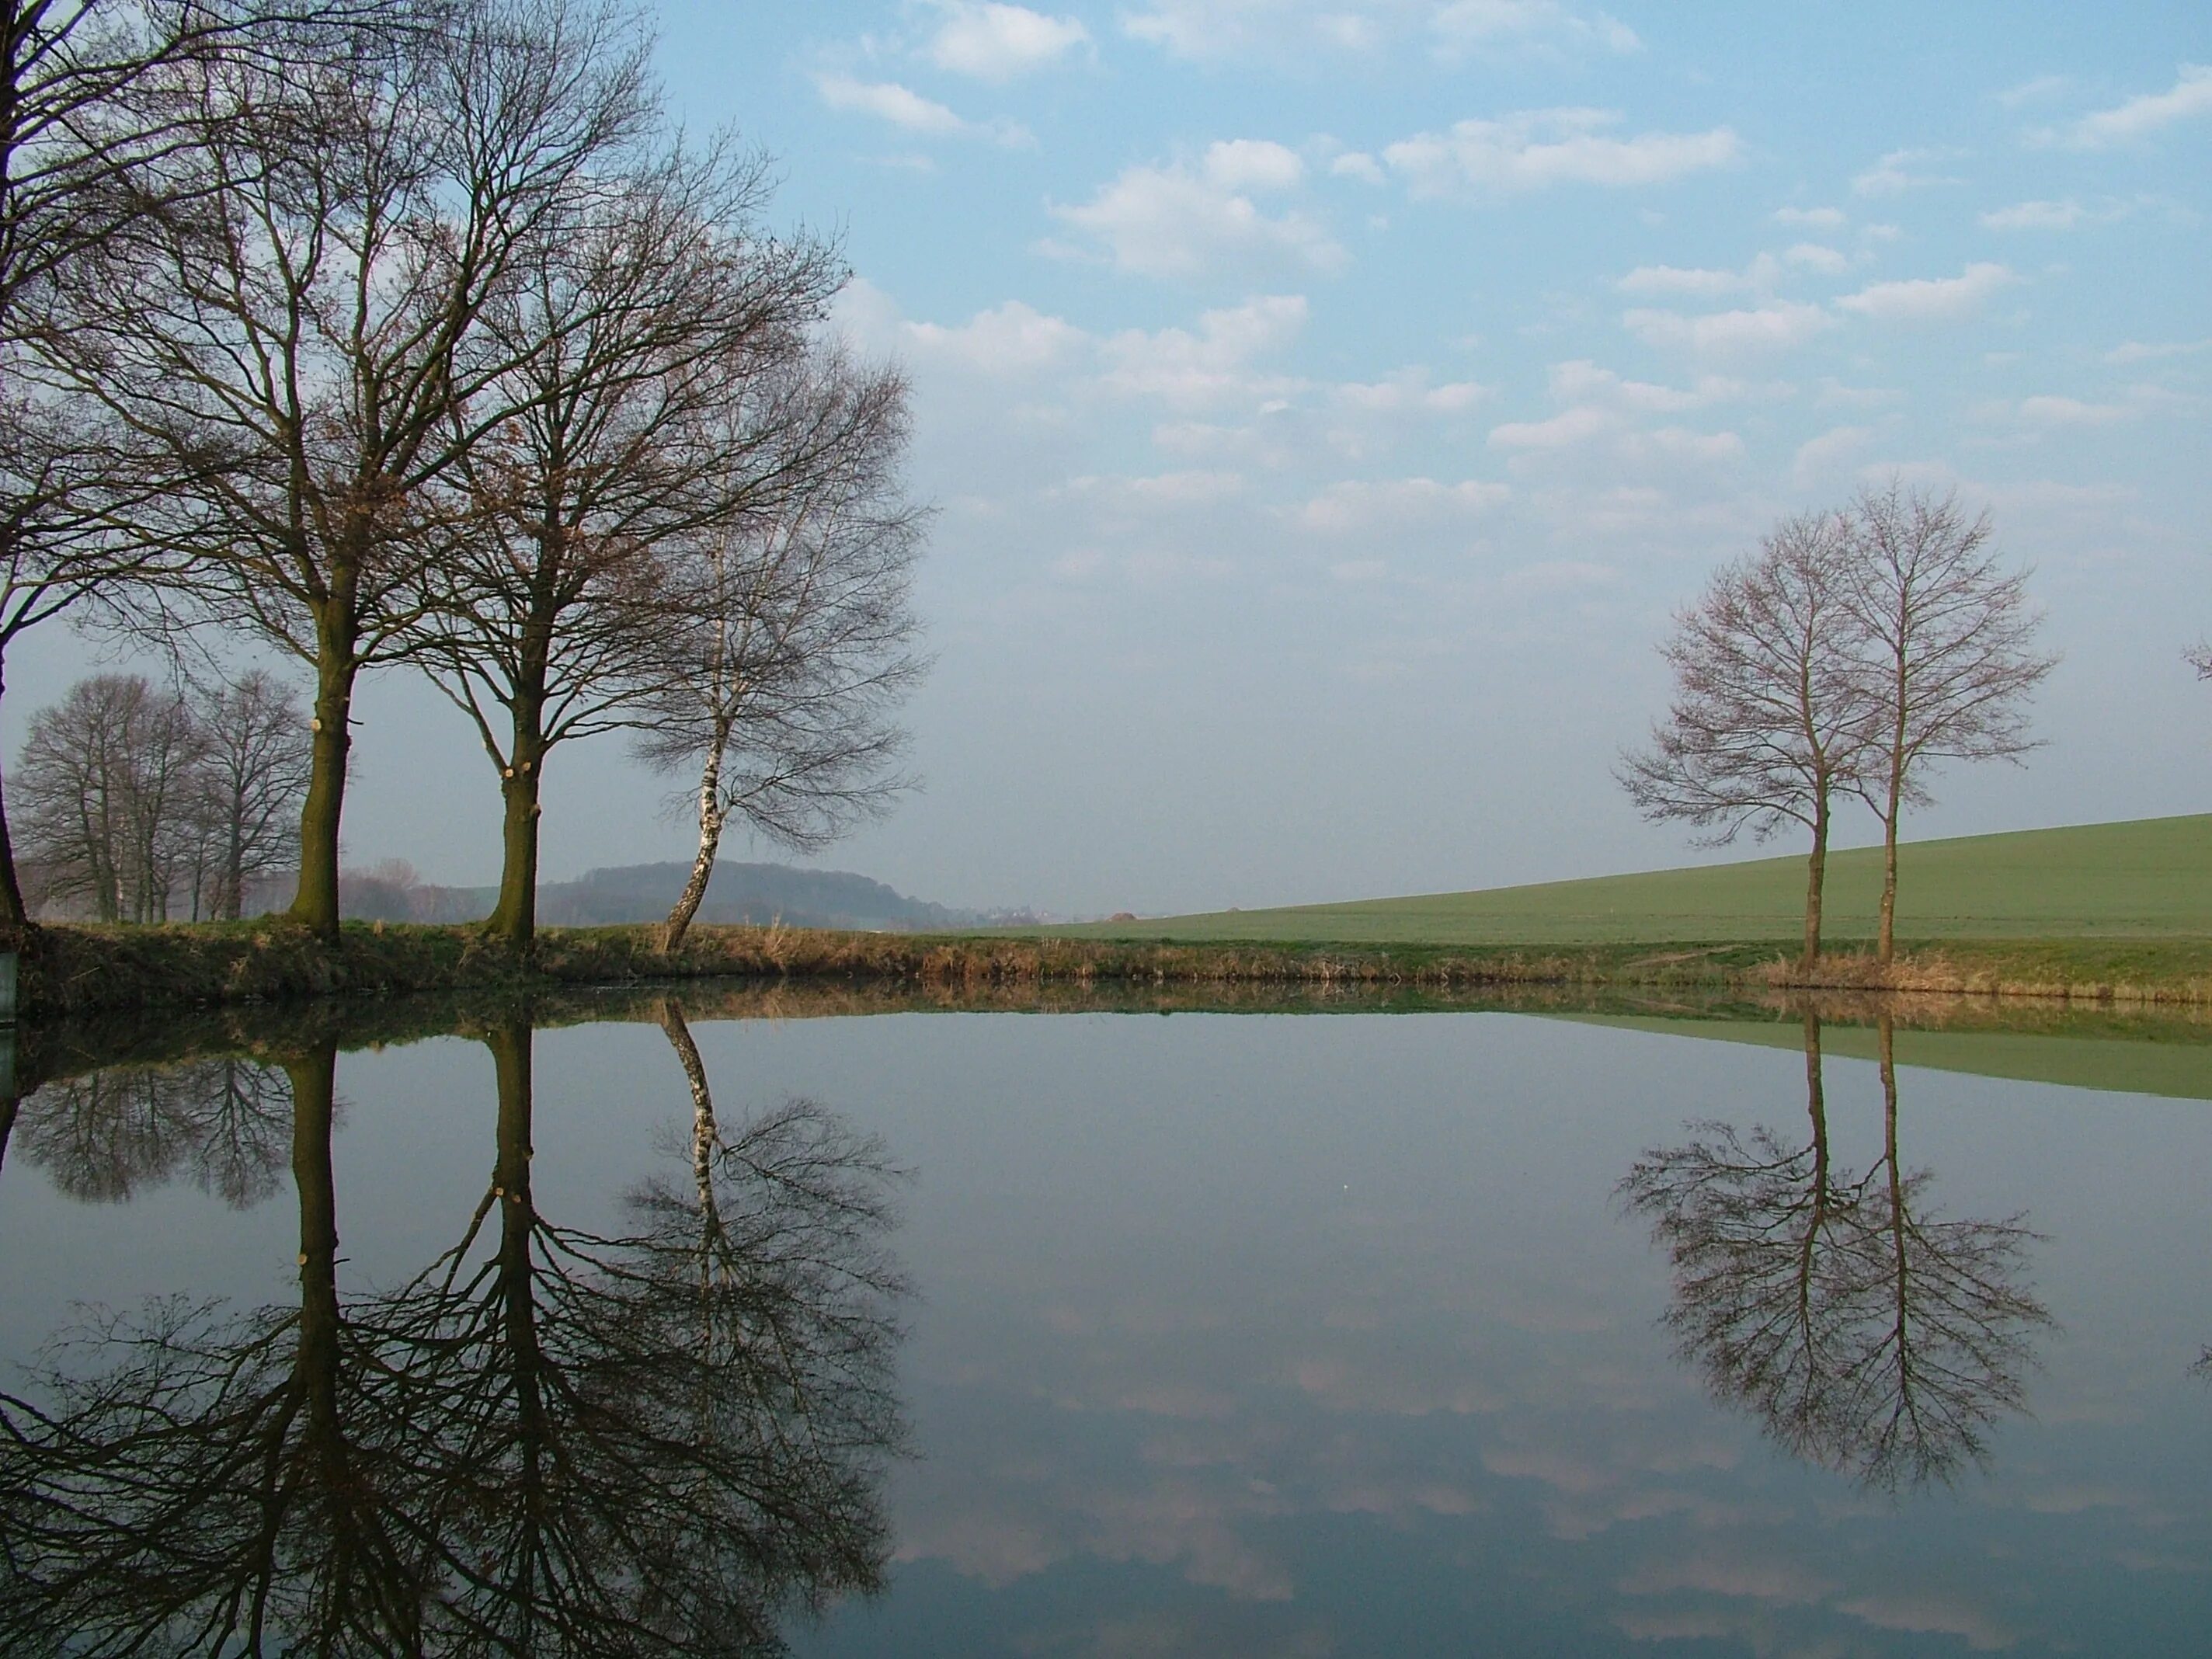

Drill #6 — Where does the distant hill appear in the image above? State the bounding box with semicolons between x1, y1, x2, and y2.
1050;816;2212;947
337;859;1014;931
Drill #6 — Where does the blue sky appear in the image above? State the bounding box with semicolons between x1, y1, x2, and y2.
23;2;2210;913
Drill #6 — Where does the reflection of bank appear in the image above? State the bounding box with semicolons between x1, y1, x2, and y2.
0;1007;908;1654
1621;1007;2052;1491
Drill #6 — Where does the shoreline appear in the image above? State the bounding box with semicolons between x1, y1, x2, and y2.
13;918;2212;1021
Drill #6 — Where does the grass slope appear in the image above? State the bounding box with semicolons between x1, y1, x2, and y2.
1062;815;2212;947
1560;1014;2212;1103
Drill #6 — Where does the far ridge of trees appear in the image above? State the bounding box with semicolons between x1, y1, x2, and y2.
1622;481;2054;969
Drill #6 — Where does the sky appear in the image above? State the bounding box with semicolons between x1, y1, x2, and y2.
16;1;2210;916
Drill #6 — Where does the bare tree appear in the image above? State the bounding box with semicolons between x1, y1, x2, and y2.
16;673;203;920
43;0;656;941
412;139;843;947
0;2;409;937
635;347;927;954
1622;1007;2051;1492
183;668;311;920
1619;511;1875;969
1843;483;2056;962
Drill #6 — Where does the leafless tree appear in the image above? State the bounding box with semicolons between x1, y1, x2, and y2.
0;2;409;937
1843;483;2056;962
182;667;311;920
13;667;304;922
1619;511;1876;969
16;673;205;920
42;0;656;941
411;138;844;946
0;1017;908;1655
1622;1008;2051;1492
634;347;927;954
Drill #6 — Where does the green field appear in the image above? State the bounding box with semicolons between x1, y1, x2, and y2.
1057;815;2212;947
1559;1013;2212;1102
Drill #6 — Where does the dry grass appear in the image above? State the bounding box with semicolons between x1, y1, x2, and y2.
15;916;2212;1025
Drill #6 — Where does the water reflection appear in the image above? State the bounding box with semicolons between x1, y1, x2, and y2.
14;1056;295;1206
0;1005;908;1656
1621;1009;2053;1491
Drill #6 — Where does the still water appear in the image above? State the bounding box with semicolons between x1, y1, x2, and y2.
1;993;2207;1654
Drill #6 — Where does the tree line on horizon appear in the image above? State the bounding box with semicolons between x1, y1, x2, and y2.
1619;481;2057;969
0;0;924;954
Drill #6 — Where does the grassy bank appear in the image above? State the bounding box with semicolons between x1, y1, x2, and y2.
14;912;2212;1024
1044;815;2212;947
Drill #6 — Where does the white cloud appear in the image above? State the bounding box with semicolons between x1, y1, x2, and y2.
1119;0;1387;59
2104;337;2212;364
926;2;1090;80
1836;262;2017;322
1119;0;1638;61
1488;405;1618;448
1979;197;2090;231
2050;64;2212;148
1790;424;1875;485
1772;205;1846;229
1332;368;1489;413
1204;138;1306;192
1430;0;1639;55
1382;108;1739;195
1548;360;1750;412
1294;476;1510;534
1330;151;1386;185
1616;263;1744;298
1051;154;1344;279
815;74;1030;145
1100;295;1311;408
1851;146;1965;197
1622;301;1834;356
1996;74;2071;110
906;299;1092;374
2014;395;2135;427
1066;469;1250;509
1782;242;1850;273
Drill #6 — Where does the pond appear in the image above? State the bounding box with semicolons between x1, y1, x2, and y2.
1;989;2207;1654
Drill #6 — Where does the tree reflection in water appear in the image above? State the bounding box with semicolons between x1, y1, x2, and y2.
0;1004;908;1656
1621;1010;2052;1491
14;1056;295;1206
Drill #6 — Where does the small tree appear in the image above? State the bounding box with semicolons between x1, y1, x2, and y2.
634;349;926;954
1619;512;1874;970
1843;484;2055;962
183;668;311;920
16;673;203;920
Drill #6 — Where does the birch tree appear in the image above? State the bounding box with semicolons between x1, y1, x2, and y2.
1619;511;1875;969
412;139;843;946
1842;483;2055;962
634;348;926;954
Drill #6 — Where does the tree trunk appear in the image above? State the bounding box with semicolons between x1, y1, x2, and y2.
485;1017;551;1474
0;657;31;937
486;726;544;948
661;747;726;955
1877;729;1906;965
1800;781;1830;974
284;1041;344;1436
1796;1007;1830;1350
290;611;360;943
